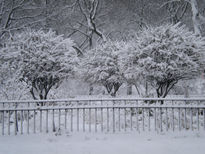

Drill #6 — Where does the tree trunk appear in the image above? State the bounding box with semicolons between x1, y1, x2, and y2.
184;82;189;98
145;81;148;97
127;84;132;95
189;0;205;35
190;0;201;35
89;83;94;95
134;83;141;96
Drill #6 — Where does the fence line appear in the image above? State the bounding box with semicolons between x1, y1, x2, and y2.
1;97;205;109
1;105;205;111
0;100;205;135
1;97;205;103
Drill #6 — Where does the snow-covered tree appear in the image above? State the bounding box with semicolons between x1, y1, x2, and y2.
80;41;125;96
0;29;78;100
162;0;205;35
120;23;205;98
0;0;46;41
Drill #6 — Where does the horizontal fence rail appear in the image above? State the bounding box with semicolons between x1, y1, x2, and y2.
0;98;205;135
1;97;205;109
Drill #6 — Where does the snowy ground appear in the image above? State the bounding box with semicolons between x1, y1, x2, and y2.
0;131;205;154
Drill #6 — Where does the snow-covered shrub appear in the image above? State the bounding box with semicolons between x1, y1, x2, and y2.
0;29;78;100
80;41;126;97
119;23;205;98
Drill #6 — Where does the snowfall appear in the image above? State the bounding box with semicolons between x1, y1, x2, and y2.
0;131;205;154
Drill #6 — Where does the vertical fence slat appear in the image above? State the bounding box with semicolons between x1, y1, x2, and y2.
21;110;23;134
40;110;42;133
172;108;174;132
65;109;67;130
178;108;181;131
1;111;4;135
142;107;145;131
154;107;157;132
107;108;109;132
148;108;150;131
89;108;91;132
46;110;48;133
204;109;205;131
101;108;103;132
130;108;132;131
8;111;10;135
124;107;126;131
113;101;115;133
197;108;199;131
95;108;97;132
71;109;73;132
136;107;139;132
190;108;193;131
118;108;120;132
136;101;139;132
160;108;162;132
77;108;79;132
83;108;85;132
166;108;168;131
15;110;17;135
58;109;61;131
33;110;36;133
184;108;187;130
27;110;29;134
113;107;115;133
52;109;55;132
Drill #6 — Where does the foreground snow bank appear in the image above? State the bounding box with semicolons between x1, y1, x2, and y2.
0;131;205;154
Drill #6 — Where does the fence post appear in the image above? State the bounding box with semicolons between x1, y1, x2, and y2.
101;107;103;132
124;107;126;132
40;110;42;133
95;108;97;132
27;110;29;134
178;108;181;131
107;107;109;132
160;107;162;132
197;108;199;131
46;109;48;133
58;109;61;131
65;109;67;130
166;108;168;131
118;107;120;132
184;108;187;130
8;111;10;135
21;110;23;134
71;109;73;132
143;107;145;131
190;108;193;131
13;110;17;135
2;111;4;135
113;107;115;133
83;108;85;132
204;109;205;131
33;110;36;134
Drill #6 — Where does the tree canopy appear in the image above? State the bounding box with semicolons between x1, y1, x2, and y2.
80;41;126;96
120;23;205;98
0;29;78;100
